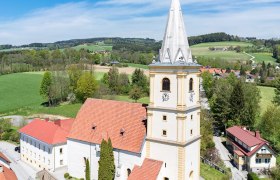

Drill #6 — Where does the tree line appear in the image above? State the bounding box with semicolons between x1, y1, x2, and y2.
39;65;149;106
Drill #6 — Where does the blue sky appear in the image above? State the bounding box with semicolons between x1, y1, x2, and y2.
0;0;279;45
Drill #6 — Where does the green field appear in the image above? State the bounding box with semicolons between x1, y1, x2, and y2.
258;86;275;114
251;53;276;64
0;72;148;118
191;41;253;62
200;163;228;180
73;44;113;52
191;41;253;48
0;73;44;114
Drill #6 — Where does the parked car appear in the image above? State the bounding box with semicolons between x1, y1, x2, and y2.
14;146;20;153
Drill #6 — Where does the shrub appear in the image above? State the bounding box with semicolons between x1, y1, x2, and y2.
1;132;10;141
247;172;260;180
64;173;69;179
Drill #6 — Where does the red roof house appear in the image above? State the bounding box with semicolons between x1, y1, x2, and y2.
68;99;147;153
19;118;74;145
0;153;17;180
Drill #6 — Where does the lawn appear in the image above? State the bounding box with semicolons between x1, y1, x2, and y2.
191;41;253;62
258;86;275;114
200;163;228;180
73;44;113;52
251;53;276;64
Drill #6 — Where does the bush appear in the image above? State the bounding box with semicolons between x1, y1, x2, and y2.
1;132;10;141
64;173;69;179
247;172;260;180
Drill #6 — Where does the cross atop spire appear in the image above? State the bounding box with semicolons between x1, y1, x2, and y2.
159;0;193;64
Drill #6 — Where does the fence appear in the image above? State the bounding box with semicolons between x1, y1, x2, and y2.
201;156;226;174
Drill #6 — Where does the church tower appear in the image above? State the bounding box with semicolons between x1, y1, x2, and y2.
146;0;201;179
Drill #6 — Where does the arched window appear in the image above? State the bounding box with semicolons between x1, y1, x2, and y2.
162;78;170;91
127;168;131;177
189;78;194;91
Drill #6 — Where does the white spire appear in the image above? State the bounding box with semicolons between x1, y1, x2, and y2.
159;0;193;64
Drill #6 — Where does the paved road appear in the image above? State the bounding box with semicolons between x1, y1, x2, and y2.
213;136;247;180
0;141;37;180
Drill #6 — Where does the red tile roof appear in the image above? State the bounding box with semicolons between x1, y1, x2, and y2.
68;99;147;153
19;119;74;145
0;153;11;164
128;158;163;180
0;165;17;180
226;126;263;147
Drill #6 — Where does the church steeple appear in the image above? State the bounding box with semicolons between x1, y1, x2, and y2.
159;0;193;64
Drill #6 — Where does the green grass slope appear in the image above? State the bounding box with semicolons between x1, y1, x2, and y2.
200;163;228;180
0;73;44;114
191;41;253;62
251;53;276;64
258;86;275;114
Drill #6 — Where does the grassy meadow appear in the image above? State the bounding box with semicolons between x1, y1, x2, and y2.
258;86;275;115
251;53;276;64
0;71;148;118
200;163;228;180
190;41;253;62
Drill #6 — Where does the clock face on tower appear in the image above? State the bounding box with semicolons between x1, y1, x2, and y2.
162;93;170;102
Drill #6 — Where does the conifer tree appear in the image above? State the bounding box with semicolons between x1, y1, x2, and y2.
98;139;115;180
229;80;245;125
85;158;90;180
273;78;280;106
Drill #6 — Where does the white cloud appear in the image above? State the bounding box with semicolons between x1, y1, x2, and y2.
0;0;279;45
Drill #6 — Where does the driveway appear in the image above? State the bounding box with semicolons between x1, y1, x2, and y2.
0;141;37;180
213;136;247;180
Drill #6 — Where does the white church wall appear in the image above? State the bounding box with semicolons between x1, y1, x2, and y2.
185;139;200;180
67;139;145;180
151;110;177;141
149;141;178;179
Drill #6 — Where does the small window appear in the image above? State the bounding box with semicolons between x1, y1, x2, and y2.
265;159;270;163
162;78;170;91
261;148;266;153
256;158;261;164
127;168;131;177
191;115;193;120
189;78;194;91
60;160;63;165
163;115;167;121
164;178;169;180
191;129;193;136
162;130;167;136
60;148;63;154
165;163;167;168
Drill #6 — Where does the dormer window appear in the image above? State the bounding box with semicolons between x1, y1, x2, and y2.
189;78;194;91
162;78;170;91
120;128;125;136
92;123;97;130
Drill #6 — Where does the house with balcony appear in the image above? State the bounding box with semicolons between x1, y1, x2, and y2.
226;126;276;173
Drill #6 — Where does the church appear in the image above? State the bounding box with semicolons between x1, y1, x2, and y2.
68;0;201;179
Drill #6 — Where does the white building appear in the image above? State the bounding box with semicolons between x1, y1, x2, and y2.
19;119;74;171
67;0;201;179
226;126;276;173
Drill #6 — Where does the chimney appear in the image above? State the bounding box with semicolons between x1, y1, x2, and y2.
120;128;125;136
0;165;3;173
255;131;261;139
54;120;61;126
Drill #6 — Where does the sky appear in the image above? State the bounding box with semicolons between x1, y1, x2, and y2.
0;0;279;45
